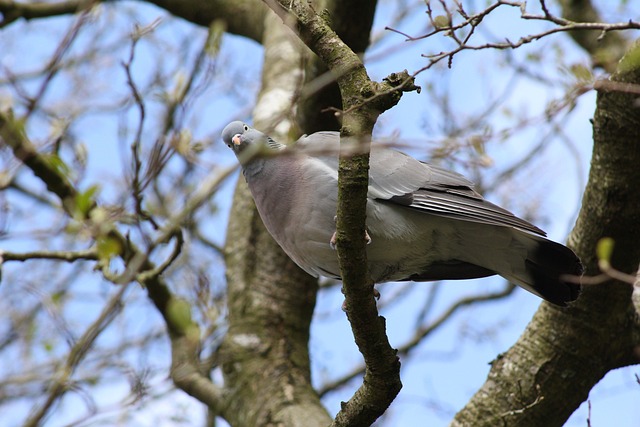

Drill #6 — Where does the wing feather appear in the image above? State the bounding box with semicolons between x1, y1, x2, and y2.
295;131;544;236
367;144;545;236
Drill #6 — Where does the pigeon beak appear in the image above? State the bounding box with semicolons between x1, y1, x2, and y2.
232;134;242;146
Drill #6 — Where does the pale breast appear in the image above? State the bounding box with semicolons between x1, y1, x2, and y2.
246;154;340;278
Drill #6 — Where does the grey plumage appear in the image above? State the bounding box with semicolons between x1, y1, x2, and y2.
222;121;583;306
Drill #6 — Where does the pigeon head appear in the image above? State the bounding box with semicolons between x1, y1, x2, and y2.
222;121;257;155
221;121;285;162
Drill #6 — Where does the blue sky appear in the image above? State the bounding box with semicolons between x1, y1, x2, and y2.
0;1;638;426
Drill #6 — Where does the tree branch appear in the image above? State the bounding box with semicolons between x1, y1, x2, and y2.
142;0;268;43
558;0;629;72
452;39;640;427
1;248;98;263
0;0;88;27
23;283;128;427
264;1;419;425
0;110;77;208
0;108;230;418
389;0;640;71
218;9;331;426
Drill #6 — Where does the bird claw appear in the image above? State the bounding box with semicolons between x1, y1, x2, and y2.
330;216;338;250
329;216;372;249
341;287;381;312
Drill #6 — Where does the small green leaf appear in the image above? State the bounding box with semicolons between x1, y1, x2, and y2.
596;237;614;265
570;64;593;83
469;135;486;155
618;42;640;74
167;298;193;332
45;154;72;179
75;185;100;218
51;290;65;305
96;235;122;262
85;376;99;386
525;52;541;63
433;15;450;29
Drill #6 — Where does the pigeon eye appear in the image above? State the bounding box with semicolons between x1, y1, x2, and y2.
243;125;248;131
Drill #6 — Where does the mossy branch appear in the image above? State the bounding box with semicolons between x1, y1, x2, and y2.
263;1;420;424
0;108;228;416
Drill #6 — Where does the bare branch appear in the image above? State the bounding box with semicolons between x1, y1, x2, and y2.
22;5;93;118
593;79;640;96
1;248;98;263
191;226;224;255
136;230;184;283
23;283;128;427
263;1;413;424
0;0;89;28
122;24;149;228
1;108;230;418
389;0;640;71
558;0;628;71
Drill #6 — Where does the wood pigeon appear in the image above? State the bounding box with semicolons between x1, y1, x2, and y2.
222;121;583;306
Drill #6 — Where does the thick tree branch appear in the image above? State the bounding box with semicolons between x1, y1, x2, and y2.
142;0;268;43
452;41;640;427
0;0;87;27
0;0;268;44
218;10;331;427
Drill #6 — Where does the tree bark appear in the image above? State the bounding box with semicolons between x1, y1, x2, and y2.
219;10;331;427
452;43;640;427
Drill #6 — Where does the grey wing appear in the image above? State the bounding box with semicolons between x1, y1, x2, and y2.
368;147;546;236
296;132;544;236
294;131;340;167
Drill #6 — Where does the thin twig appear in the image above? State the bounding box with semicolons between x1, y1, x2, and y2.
387;0;640;72
23;5;92;119
122;25;149;230
318;283;515;396
23;283;129;427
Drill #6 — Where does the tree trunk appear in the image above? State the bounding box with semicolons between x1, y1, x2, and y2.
219;10;331;427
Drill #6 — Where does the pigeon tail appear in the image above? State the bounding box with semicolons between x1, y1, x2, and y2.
523;239;583;306
499;233;583;306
